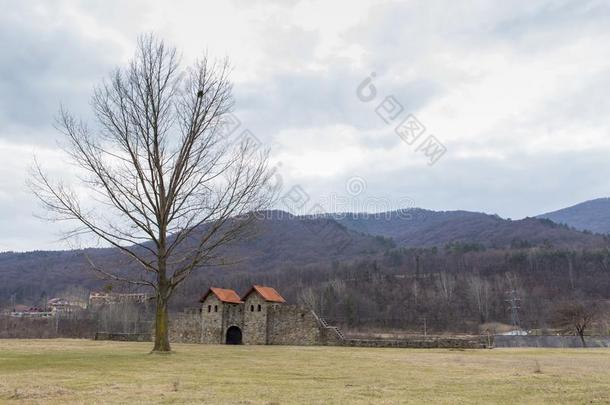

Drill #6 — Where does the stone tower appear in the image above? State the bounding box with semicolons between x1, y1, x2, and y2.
200;287;244;344
242;285;286;344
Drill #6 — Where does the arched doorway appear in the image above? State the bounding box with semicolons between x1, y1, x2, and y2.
225;326;242;345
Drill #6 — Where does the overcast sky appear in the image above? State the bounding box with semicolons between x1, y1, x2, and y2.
1;0;610;251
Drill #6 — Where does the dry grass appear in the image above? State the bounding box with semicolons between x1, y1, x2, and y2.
0;339;609;404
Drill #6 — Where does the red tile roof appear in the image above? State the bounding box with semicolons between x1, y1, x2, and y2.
200;287;243;304
242;285;286;303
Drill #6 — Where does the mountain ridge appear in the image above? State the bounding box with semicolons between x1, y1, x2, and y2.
536;197;610;234
317;207;608;248
1;204;609;307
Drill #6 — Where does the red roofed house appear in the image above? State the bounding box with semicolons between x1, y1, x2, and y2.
198;285;339;345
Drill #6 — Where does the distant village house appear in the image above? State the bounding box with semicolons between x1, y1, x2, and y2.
88;291;151;307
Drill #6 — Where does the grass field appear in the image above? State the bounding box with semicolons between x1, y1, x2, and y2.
0;340;609;404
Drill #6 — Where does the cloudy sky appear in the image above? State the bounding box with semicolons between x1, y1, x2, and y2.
1;0;610;251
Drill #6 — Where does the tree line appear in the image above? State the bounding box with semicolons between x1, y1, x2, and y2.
172;245;610;335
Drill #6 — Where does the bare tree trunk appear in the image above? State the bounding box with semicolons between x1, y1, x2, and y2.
153;292;170;352
153;255;171;352
553;301;597;348
577;326;586;348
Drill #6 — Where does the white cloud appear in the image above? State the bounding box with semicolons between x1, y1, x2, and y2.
2;0;610;250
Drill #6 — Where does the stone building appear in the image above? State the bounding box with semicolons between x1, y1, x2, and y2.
47;298;87;315
196;285;342;345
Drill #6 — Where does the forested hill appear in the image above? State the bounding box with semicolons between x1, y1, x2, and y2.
537;198;610;234
0;212;393;306
327;209;609;249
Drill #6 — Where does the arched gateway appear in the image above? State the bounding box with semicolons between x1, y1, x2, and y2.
225;326;242;345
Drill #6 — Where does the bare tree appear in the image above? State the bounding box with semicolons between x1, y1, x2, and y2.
29;34;272;352
467;274;491;324
552;301;598;347
436;270;455;304
297;287;319;312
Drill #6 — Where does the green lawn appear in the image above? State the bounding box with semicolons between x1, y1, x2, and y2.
0;339;609;404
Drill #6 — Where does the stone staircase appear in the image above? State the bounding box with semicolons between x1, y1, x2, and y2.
312;311;345;341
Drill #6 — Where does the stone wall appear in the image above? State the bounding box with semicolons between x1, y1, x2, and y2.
161;305;492;349
169;312;203;344
242;294;267;344
267;305;321;345
341;336;490;349
318;326;344;345
95;332;151;342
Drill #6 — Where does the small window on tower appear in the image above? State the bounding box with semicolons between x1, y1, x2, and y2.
257;304;261;312
214;305;218;312
207;305;211;313
250;305;254;312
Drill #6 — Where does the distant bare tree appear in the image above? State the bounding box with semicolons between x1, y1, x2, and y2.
30;34;272;352
97;301;143;335
467;274;491;324
552;301;598;347
297;287;319;311
436;271;455;303
57;285;89;303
